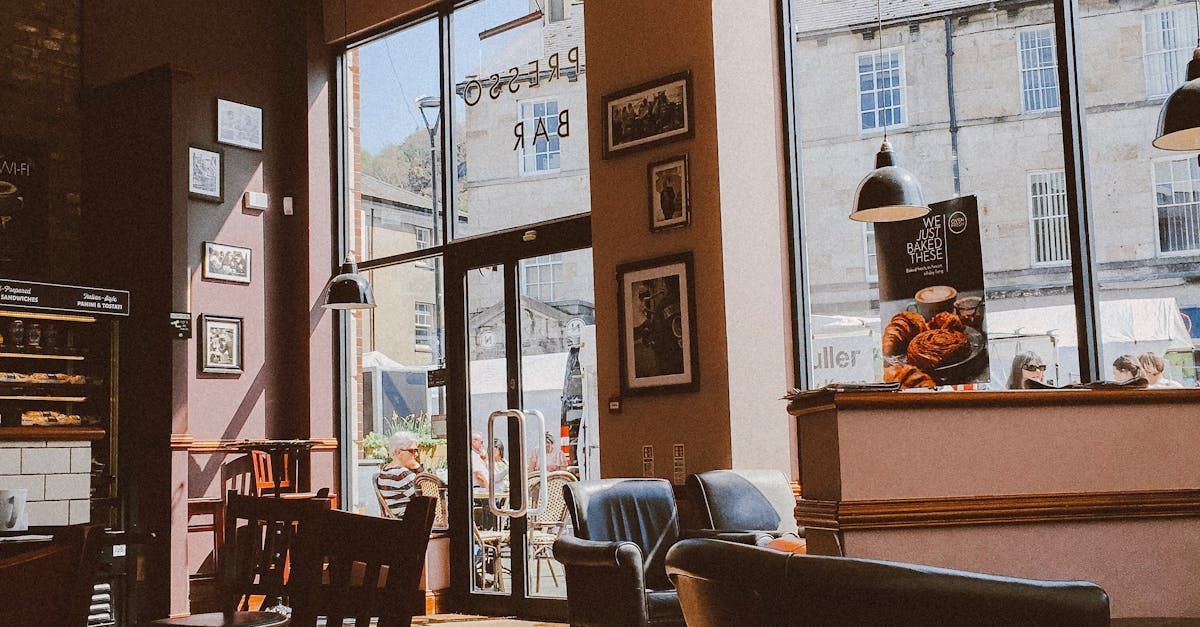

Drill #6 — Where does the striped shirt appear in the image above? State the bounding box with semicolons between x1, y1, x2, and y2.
376;464;419;518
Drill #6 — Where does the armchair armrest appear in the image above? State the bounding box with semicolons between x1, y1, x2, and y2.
554;532;643;569
554;529;652;625
683;528;802;547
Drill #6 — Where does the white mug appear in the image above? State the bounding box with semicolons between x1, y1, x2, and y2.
0;489;28;532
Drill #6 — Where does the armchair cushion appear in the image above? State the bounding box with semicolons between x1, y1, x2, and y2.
687;469;799;537
565;478;680;590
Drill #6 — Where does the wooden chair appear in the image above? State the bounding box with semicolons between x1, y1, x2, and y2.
526;470;578;592
0;524;105;626
290;496;437;627
149;492;330;626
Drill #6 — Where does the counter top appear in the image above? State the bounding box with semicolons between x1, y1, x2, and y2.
786;387;1200;416
0;426;105;441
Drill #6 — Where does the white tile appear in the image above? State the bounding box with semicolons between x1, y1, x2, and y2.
22;448;70;474
69;448;91;474
0;475;44;501
0;450;19;475
0;441;43;448
45;474;90;500
26;500;68;526
49;441;89;448
68;499;90;525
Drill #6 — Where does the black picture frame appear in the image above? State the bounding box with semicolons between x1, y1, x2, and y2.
188;145;223;203
602;71;694;158
616;251;700;395
202;241;252;284
199;314;243;374
647;154;691;232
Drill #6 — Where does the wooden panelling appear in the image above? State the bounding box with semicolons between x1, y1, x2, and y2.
0;426;105;441
796;489;1200;530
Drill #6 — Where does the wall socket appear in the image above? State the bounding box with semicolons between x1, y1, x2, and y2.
283;196;294;215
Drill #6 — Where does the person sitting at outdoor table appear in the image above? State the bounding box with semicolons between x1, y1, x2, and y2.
376;431;422;518
1112;354;1143;382
1007;351;1047;389
491;439;509;493
1139;352;1183;388
471;431;489;491
527;431;569;472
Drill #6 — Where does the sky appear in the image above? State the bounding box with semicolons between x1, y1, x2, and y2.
356;0;533;154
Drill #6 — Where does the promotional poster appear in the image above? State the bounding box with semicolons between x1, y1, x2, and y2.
0;139;48;277
875;196;988;388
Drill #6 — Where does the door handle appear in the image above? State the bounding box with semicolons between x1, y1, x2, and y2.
525;409;548;517
487;409;528;518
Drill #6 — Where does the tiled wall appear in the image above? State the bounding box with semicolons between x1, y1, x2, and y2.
0;440;91;526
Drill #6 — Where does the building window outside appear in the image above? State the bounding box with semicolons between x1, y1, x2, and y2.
521;253;562;302
414;302;434;349
863;223;878;282
518;99;561;175
1029;170;1070;265
1154;157;1200;255
548;0;565;23
1018;27;1059;112
857;48;905;132
414;226;432;249
1144;7;1197;98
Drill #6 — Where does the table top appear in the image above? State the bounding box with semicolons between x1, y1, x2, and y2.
222;439;319;452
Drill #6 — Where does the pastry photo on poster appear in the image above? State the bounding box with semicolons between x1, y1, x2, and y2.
0;138;48;278
875;196;988;389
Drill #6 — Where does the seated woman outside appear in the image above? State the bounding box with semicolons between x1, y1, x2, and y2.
376;431;422;518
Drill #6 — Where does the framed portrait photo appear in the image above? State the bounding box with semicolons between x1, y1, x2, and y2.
188;146;223;202
602;71;694;158
647;154;690;231
616;251;699;395
216;98;263;151
202;241;252;284
200;314;243;374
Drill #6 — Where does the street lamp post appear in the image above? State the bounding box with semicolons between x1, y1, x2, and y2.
416;95;444;365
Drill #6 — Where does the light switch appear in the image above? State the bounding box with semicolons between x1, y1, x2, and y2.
283;196;294;215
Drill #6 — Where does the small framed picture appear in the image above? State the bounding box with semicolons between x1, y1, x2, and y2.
200;314;243;374
216;98;263;151
616;251;699;395
602;71;694;158
648;154;690;231
188;146;223;202
202;241;252;284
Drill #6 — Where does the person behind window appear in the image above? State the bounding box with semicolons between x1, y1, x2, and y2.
528;431;569;473
376;431;422;518
1139;352;1182;388
470;431;489;491
1112;354;1143;382
1006;351;1047;389
491;439;509;493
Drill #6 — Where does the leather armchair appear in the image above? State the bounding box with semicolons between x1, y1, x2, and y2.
685;469;800;546
665;538;1110;626
553;478;685;626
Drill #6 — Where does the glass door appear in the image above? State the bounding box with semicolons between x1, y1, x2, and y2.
446;215;596;619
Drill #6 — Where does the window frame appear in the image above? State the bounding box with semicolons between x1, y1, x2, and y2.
862;223;878;283
1027;169;1072;267
1017;24;1061;114
1151;154;1200;258
856;46;907;134
1142;6;1196;99
414;301;435;351
520;253;564;302
516;97;563;176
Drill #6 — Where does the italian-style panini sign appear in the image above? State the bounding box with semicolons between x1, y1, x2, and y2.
0;279;130;317
875;196;987;388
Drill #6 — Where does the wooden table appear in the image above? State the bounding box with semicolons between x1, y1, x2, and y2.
223;439;318;497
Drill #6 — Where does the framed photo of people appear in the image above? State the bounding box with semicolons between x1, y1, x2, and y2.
202;241;251;284
647;154;690;231
199;314;243;374
188;146;223;202
616;251;699;395
602;71;694;158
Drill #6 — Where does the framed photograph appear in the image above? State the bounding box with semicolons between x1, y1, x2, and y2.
200;314;243;374
617;251;699;395
216;98;263;151
647;154;690;231
188;146;223;202
602;71;694;158
202;241;252;284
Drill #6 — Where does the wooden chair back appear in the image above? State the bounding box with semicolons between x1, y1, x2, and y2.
251;450;291;494
220;491;329;613
291;495;436;627
0;524;104;626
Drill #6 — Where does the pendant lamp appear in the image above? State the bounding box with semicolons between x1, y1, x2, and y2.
851;140;930;222
850;0;931;222
324;256;376;310
1154;46;1200;151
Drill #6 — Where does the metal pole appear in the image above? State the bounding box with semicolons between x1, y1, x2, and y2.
427;124;445;363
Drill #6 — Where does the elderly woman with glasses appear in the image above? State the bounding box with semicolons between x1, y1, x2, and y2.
1007;351;1047;389
376;431;423;518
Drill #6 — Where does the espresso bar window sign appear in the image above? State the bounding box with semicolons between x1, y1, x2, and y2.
216;99;263;151
0;279;129;317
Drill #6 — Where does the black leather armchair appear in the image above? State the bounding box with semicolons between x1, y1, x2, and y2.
686;469;800;546
665;538;1111;626
553;478;685;626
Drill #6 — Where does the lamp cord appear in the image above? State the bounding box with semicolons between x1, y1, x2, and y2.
877;0;888;144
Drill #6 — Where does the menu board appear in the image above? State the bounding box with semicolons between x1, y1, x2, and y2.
0;138;47;278
874;196;988;388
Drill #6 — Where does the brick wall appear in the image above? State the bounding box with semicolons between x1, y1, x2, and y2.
0;440;92;526
0;0;81;283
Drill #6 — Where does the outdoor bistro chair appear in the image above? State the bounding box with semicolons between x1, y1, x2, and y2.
526;470;578;593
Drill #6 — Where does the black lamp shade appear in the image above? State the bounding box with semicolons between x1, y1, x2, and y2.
324;261;375;310
1154;52;1200;151
851;142;930;222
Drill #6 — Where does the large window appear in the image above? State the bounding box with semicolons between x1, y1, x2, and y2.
414;302;434;350
1029;170;1070;265
1153;157;1200;255
857;48;905;133
1144;7;1197;98
1019;27;1059;113
521;253;563;301
518;99;561;175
